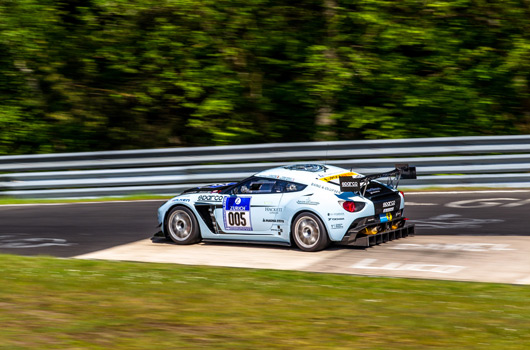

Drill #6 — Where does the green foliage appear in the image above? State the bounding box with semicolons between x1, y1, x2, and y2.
0;0;529;154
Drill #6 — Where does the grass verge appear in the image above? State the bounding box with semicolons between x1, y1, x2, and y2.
0;254;529;349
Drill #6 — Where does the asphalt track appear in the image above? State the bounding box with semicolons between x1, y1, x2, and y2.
1;191;530;284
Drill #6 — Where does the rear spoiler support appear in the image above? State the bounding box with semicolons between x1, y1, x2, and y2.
339;164;416;196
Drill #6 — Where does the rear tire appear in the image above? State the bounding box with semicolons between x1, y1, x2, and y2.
164;206;201;245
291;212;329;252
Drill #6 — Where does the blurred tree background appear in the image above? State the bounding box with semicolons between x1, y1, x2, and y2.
0;0;529;154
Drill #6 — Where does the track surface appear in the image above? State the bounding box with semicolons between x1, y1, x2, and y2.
1;191;530;284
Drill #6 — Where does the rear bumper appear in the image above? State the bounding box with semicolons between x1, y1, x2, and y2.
341;224;415;247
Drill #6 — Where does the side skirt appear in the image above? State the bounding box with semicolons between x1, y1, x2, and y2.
202;238;291;247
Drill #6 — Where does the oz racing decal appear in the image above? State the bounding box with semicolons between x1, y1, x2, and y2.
223;197;252;231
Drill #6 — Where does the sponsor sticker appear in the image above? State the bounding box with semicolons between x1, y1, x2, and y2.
296;199;320;205
319;172;359;183
339;176;366;193
198;195;223;202
366;188;381;195
263;219;285;223
379;212;393;223
383;200;395;208
172;198;190;202
310;183;341;193
223;197;252;231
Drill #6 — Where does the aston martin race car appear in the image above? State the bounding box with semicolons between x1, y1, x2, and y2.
156;164;416;251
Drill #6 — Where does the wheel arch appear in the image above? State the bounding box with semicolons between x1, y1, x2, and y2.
289;209;329;242
162;203;197;234
164;204;202;244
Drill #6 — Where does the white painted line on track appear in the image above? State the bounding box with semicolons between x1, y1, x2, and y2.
405;202;438;206
406;190;530;194
388;243;515;252
514;276;530;285
350;259;466;274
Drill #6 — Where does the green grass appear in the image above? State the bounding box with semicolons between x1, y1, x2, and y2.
0;254;529;349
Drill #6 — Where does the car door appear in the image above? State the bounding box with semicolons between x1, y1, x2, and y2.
214;177;283;235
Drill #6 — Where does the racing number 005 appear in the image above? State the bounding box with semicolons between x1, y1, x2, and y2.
223;196;252;231
227;211;247;227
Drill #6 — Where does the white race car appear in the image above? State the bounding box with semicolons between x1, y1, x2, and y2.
156;164;416;251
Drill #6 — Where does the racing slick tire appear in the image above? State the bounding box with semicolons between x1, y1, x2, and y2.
291;212;329;252
164;206;201;245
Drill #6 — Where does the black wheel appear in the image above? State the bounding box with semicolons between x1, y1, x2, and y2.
291;212;329;252
164;206;201;245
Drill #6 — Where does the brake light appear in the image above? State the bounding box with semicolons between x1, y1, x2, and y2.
342;201;356;212
400;191;405;198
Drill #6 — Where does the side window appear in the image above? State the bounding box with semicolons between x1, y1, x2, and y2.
275;180;307;193
229;177;307;194
232;178;278;194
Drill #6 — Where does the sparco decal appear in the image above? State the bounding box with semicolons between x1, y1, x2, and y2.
198;195;223;202
383;200;396;208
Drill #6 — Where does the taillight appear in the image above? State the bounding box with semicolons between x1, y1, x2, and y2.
342;201;356;212
400;191;405;198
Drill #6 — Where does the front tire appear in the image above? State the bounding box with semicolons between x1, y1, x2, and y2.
164;206;201;245
291;212;329;252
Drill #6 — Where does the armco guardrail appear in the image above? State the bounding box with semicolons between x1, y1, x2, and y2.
1;135;529;198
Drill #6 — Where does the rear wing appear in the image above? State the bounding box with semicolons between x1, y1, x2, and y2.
339;164;416;195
